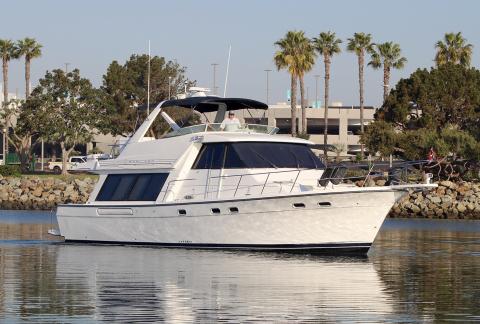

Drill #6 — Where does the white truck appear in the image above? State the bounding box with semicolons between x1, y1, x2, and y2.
48;156;87;174
48;154;113;173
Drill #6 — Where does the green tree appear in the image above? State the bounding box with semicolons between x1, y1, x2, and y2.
379;64;480;133
369;42;407;103
274;30;313;136
16;38;42;98
26;69;105;175
101;54;192;136
0;39;20;153
347;32;374;159
360;120;396;157
312;31;342;161
365;64;480;162
1;98;39;172
435;32;473;68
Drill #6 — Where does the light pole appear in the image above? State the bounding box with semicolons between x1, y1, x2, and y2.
264;69;271;105
211;63;219;95
168;76;172;99
314;75;320;108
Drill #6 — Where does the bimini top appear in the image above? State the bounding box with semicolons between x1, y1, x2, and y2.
160;97;268;113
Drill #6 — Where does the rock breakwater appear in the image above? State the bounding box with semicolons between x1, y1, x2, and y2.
0;176;95;210
0;176;479;219
389;180;480;219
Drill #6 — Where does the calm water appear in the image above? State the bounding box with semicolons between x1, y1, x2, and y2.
0;211;479;323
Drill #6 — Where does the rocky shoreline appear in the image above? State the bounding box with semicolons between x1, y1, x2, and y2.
0;176;479;220
388;180;480;219
0;176;94;210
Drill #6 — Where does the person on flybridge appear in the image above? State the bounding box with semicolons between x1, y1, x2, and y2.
220;111;241;131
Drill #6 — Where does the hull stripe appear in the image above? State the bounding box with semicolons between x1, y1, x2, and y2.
63;241;372;254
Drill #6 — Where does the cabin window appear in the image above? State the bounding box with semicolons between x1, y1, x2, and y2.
192;142;324;170
96;173;169;201
192;143;226;169
211;208;221;214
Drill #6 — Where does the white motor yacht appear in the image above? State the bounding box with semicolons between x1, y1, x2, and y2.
56;95;435;254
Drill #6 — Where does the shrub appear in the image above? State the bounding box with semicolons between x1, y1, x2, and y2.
0;165;21;177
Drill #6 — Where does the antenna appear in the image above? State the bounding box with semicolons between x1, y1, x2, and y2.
223;45;231;98
147;40;151;116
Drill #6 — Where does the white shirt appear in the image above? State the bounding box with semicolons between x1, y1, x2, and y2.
220;117;241;131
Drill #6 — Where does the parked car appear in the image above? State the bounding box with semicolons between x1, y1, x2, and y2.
48;156;87;174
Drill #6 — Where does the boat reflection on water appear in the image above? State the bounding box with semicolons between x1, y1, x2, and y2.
57;246;396;323
0;242;396;323
1;217;479;322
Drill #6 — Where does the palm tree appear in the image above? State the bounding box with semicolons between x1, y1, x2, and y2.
0;39;19;155
312;31;342;161
347;32;374;159
435;32;473;67
274;30;314;136
369;42;407;103
0;39;19;106
296;37;316;134
17;38;42;98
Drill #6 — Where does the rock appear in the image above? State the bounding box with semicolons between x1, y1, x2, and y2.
457;203;466;213
428;196;442;204
440;180;456;189
31;187;43;198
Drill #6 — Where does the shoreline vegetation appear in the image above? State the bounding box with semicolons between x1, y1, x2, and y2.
0;175;479;220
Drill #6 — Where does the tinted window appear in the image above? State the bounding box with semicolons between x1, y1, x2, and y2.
96;173;169;201
193;142;324;169
192;143;225;169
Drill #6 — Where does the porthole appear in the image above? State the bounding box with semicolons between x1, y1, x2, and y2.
229;207;239;213
318;202;331;207
293;203;305;208
211;208;221;214
178;209;187;215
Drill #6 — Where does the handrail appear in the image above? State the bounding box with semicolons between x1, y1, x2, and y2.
162;168;308;202
160;160;431;202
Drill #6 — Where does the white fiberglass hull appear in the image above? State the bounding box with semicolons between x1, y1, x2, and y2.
56;187;409;254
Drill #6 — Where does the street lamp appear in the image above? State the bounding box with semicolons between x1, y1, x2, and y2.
264;69;272;105
211;63;219;95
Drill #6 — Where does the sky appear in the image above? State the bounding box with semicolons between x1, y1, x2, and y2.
1;0;480;107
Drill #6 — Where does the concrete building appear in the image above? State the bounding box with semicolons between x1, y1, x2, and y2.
205;102;376;155
266;102;375;154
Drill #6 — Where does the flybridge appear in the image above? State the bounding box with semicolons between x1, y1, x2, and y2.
129;96;271;144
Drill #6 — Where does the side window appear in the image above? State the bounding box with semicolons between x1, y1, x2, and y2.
192;143;225;169
192;142;324;170
96;173;169;201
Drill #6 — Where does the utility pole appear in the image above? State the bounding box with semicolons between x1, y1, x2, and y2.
314;75;320;108
264;69;271;105
211;63;218;95
168;76;172;100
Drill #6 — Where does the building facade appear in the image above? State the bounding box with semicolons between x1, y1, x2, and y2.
205;102;376;155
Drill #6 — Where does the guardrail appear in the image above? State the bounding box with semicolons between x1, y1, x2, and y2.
161;160;433;202
162;169;307;202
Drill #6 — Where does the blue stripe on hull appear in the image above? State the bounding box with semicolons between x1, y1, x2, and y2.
64;240;372;255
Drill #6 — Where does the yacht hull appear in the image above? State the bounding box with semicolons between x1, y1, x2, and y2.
56;189;404;255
